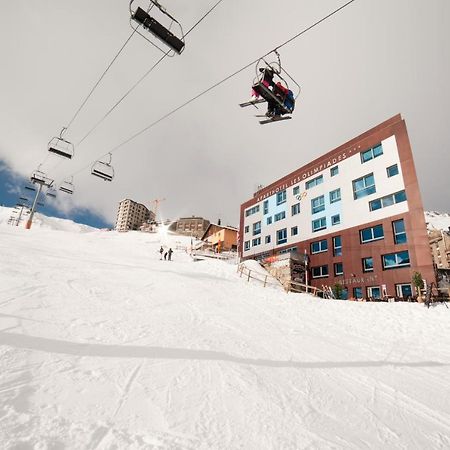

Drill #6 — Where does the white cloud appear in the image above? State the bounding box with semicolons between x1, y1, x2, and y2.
0;0;449;224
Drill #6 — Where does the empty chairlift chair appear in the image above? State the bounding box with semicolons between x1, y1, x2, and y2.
59;177;74;195
91;153;114;182
24;182;36;192
30;169;54;187
130;0;185;55
48;135;74;159
46;187;57;198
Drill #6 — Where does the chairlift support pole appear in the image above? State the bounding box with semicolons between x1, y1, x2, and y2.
25;183;43;230
16;205;25;227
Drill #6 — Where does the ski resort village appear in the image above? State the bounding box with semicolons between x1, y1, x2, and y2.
1;1;450;449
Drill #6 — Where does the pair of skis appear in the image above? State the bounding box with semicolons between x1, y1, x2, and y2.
239;98;292;125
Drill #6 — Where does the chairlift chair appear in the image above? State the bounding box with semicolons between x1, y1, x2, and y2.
46;188;57;198
130;0;185;55
30;169;54;187
59;177;74;195
239;51;301;125
91;153;114;182
24;183;36;192
48;128;74;159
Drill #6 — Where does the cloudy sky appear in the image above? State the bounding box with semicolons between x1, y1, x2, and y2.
0;0;448;227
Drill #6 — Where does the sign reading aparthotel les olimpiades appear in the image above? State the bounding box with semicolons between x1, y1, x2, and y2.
255;152;349;203
239;114;435;300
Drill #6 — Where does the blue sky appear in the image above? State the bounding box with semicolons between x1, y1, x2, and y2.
0;161;111;229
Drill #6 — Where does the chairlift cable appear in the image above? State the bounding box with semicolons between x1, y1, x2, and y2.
104;0;357;146
65;0;357;181
65;27;139;132
76;0;225;147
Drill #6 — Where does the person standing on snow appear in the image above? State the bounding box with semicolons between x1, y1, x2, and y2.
168;248;173;261
159;246;164;260
164;251;168;260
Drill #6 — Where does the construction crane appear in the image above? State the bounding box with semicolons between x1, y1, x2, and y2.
149;198;166;224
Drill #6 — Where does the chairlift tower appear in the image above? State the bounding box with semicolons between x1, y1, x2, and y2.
26;169;54;229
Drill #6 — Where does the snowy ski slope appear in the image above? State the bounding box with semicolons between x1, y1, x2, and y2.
0;208;450;449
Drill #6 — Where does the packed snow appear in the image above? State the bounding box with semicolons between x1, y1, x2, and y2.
1;208;450;449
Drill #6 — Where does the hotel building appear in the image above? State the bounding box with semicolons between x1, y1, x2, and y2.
239;115;434;299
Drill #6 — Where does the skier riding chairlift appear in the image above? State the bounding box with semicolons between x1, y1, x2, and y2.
239;51;300;125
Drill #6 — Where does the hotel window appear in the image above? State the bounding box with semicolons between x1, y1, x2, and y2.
361;143;383;163
252;237;261;246
279;246;298;255
311;195;325;214
360;224;384;243
362;257;374;272
244;225;249;233
291;203;301;216
276;190;287;205
334;262;344;276
367;286;382;299
396;283;413;297
329;188;341;204
353;287;363;299
382;250;410;269
245;205;260;217
265;235;271;244
331;214;341;226
393;219;407;244
267;216;272;225
386;164;399;178
311;239;328;254
253;221;261;236
274;211;286;222
312;217;326;232
369;190;407;211
353;173;376;199
305;175;323;190
333;236;342;256
330;166;339;177
244;241;250;251
311;265;329;278
276;228;288;245
291;226;298;236
293;185;300;196
263;200;269;215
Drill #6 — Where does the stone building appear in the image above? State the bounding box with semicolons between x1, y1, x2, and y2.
173;216;210;238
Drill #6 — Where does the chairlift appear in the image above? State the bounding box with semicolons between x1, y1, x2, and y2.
239;51;301;125
48;127;74;159
129;0;185;55
37;201;45;207
30;168;54;187
19;196;29;202
24;183;36;192
46;188;57;198
91;153;114;182
59;177;74;195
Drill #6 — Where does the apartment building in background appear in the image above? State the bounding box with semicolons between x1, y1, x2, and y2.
115;199;154;231
239;114;435;299
173;216;210;238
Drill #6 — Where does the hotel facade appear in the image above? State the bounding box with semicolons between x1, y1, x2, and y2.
239;115;434;299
